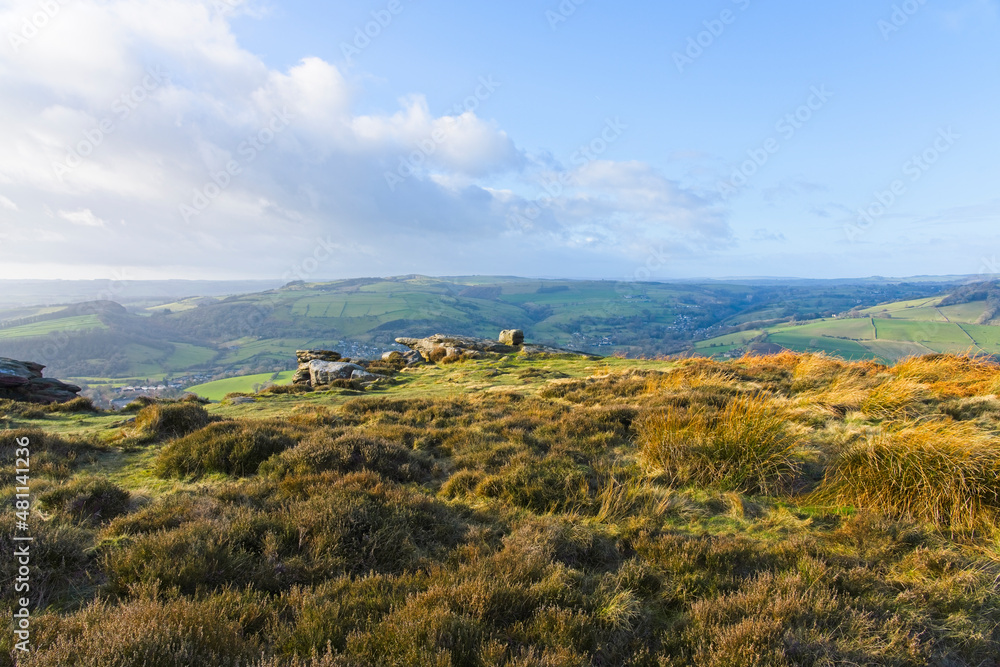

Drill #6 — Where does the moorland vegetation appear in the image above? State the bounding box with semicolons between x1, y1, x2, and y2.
2;351;1000;665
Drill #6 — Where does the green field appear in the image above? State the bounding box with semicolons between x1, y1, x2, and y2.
697;292;1000;362
0;313;106;339
186;370;296;400
0;276;980;379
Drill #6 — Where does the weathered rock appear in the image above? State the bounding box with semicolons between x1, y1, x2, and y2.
293;350;343;385
401;350;423;365
499;329;524;346
296;350;341;364
309;360;368;386
395;334;516;361
351;369;386;381
0;358;82;404
395;332;598;361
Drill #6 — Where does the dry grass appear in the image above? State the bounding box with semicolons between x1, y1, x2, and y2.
638;394;801;495
859;377;930;420
893;353;999;397
7;351;1000;665
815;419;1000;532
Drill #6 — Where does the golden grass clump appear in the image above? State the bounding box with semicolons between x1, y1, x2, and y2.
790;353;848;391
637;394;800;495
859;377;930;420
816;419;1000;532
738;349;800;371
643;360;739;395
893;353;998;397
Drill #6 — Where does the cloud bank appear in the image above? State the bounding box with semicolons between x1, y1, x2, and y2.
0;0;728;280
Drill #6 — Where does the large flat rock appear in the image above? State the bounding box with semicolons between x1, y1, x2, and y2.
395;333;598;361
0;357;81;404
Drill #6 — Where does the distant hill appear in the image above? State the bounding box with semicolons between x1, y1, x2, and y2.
696;280;1000;362
0;276;965;389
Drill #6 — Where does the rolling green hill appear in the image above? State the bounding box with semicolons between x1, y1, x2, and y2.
0;276;973;390
696;286;1000;362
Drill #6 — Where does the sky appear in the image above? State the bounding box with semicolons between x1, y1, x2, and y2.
0;0;998;283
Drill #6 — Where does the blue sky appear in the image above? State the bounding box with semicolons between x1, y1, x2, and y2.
0;0;997;281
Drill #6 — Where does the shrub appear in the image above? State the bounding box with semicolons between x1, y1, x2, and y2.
637;394;800;495
260;383;312;395
121;395;157;412
107;493;221;536
0;398;46;418
156;420;299;478
0;512;94;611
133;402;211;440
815;420;1000;532
21;591;268;666
287;473;467;576
103;518;264;594
476;456;597;512
261;431;434;482
44;396;100;413
38;476;130;525
0;428;103;481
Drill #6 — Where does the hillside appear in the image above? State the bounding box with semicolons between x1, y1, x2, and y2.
2;351;1000;665
0;276;957;394
696;281;1000;363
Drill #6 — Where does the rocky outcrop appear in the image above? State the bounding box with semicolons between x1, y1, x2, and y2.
308;360;375;386
395;332;597;362
291;350;390;388
499;329;524;346
383;349;423;365
0;358;82;404
293;350;341;385
395;334;516;361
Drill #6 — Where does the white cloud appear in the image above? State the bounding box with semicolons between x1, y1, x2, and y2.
0;194;17;210
58;208;107;227
0;0;727;280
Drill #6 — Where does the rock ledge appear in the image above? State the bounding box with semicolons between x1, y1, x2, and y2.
0;358;82;404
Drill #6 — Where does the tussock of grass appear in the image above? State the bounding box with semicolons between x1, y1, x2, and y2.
815;419;1000;531
131;401;211;441
261;431;436;483
0;428;105;481
38;476;130;525
859;376;930;420
12;351;1000;665
156;420;300;478
638;394;801;495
